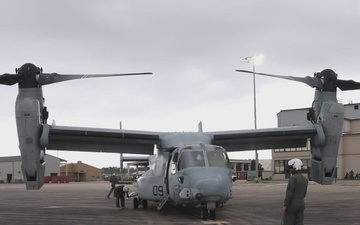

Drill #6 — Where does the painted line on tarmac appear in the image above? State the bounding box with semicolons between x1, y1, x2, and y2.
43;206;64;209
263;183;288;188
201;220;230;225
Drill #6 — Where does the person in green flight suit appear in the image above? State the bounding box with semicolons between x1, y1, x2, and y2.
282;158;308;225
114;185;130;209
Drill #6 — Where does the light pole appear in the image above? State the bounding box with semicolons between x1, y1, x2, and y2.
120;121;123;173
243;54;264;180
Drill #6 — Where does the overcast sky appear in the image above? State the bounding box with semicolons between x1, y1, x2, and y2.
1;0;360;168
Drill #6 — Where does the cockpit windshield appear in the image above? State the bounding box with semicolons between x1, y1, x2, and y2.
207;150;229;167
178;151;205;170
177;147;229;170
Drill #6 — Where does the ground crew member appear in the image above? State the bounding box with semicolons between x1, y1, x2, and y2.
106;174;118;199
282;158;308;225
114;185;130;208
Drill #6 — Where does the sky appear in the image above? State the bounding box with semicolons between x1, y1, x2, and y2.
1;0;360;168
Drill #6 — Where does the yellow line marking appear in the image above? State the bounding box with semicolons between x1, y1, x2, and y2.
201;221;230;225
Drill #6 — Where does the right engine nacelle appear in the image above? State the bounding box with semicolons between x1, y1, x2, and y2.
311;102;344;185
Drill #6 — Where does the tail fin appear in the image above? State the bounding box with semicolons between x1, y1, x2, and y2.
198;121;203;132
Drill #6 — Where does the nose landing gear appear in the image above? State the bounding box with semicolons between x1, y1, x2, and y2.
133;197;148;209
201;208;216;220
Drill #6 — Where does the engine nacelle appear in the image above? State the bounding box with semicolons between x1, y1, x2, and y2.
16;94;46;190
311;102;344;185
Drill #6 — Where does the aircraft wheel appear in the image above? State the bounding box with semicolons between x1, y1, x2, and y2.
141;199;148;209
209;209;216;220
133;197;139;209
200;208;208;220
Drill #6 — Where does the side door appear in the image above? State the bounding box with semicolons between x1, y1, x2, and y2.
167;151;181;201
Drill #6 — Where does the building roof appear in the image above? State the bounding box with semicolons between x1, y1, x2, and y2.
0;156;21;163
46;154;67;162
276;102;360;120
60;161;101;170
0;154;66;163
229;159;252;163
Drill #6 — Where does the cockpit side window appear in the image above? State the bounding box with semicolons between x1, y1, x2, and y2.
170;152;179;174
172;152;178;162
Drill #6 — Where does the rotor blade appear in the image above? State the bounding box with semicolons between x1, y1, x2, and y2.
235;69;322;89
38;72;152;86
0;74;23;86
336;79;360;91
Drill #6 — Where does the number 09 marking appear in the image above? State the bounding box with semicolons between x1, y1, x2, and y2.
152;186;164;196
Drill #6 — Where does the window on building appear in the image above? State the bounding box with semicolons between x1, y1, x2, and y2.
274;139;311;153
354;105;359;110
244;163;249;171
274;159;310;174
236;163;243;171
274;160;286;174
301;159;310;174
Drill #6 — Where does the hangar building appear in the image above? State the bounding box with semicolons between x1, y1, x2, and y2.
0;154;65;183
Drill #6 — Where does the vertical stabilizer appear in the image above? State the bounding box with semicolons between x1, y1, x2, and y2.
198;121;203;132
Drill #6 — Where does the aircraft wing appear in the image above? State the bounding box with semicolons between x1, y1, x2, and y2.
40;124;320;154
209;125;318;152
41;125;162;155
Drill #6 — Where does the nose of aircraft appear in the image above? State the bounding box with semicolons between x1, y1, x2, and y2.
192;170;231;200
195;177;228;194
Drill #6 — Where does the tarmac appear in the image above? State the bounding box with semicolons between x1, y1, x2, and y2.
0;180;359;225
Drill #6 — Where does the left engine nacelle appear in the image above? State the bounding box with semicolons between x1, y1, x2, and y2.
16;97;46;190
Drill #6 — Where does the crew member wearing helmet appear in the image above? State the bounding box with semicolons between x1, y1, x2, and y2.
114;185;130;209
282;158;308;225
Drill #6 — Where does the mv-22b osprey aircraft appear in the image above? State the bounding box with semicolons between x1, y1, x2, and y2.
1;63;360;220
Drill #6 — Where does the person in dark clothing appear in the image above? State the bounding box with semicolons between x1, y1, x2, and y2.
282;158;308;225
114;185;130;208
349;170;354;179
106;175;118;199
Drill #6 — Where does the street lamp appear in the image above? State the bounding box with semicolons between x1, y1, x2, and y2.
243;54;264;180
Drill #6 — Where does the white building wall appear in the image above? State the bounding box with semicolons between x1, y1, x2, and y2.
277;108;309;127
344;104;360;119
44;155;61;176
0;161;23;182
0;154;62;183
